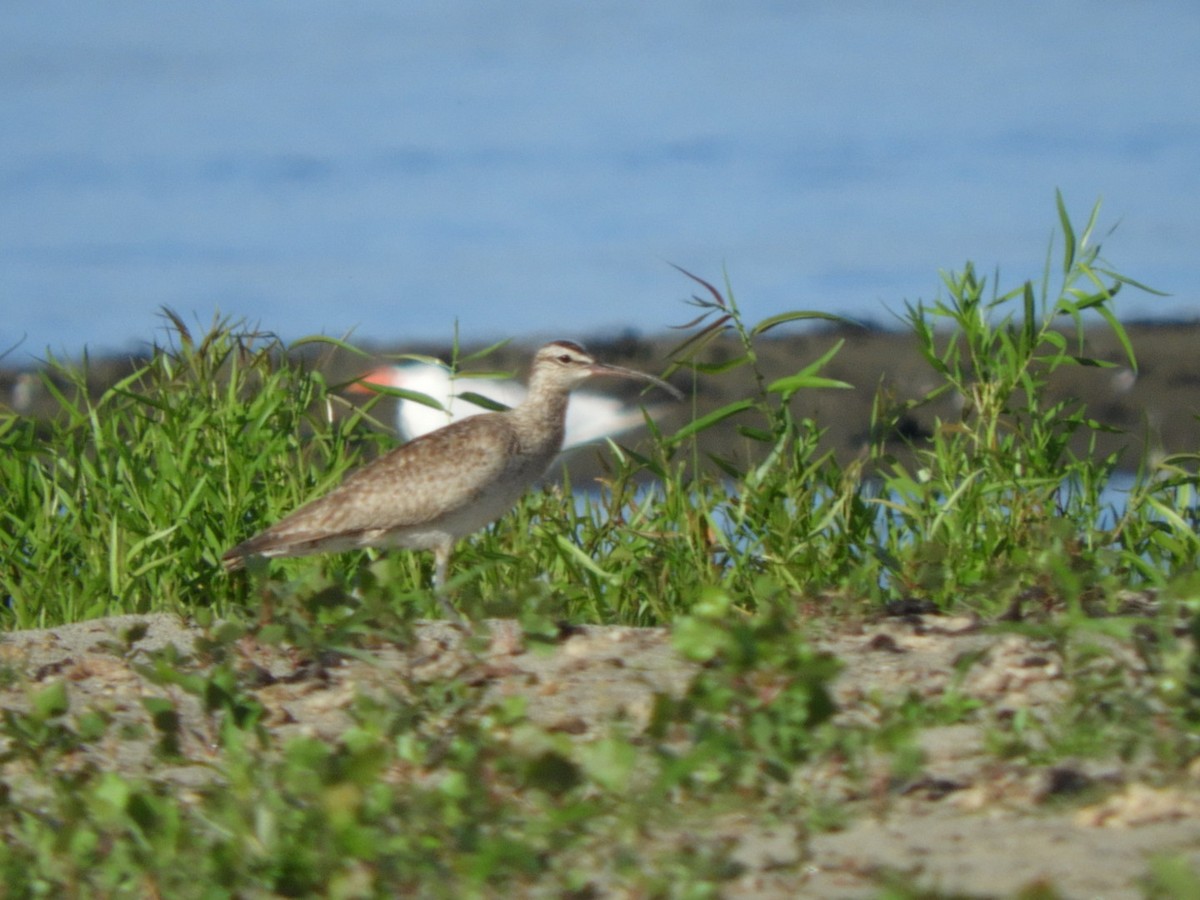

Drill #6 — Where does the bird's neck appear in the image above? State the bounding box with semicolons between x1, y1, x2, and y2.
510;381;570;456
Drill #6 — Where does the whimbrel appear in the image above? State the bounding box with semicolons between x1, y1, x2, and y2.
349;360;672;448
222;341;680;616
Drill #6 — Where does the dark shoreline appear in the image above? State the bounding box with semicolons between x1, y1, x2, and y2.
4;322;1198;475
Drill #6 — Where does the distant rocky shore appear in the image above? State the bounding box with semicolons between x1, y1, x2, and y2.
4;321;1198;475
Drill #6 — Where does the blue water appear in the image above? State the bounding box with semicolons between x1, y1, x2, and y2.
576;470;1186;569
3;1;1199;361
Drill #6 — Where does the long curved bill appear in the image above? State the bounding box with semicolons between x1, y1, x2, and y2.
587;362;683;399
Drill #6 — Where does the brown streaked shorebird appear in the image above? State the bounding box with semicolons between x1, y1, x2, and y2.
222;340;680;617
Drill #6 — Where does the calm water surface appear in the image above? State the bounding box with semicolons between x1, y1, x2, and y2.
3;1;1198;360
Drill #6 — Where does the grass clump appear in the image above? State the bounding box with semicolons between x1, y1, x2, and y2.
866;193;1146;609
0;314;379;627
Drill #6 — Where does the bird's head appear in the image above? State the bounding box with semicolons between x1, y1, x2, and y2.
530;340;681;398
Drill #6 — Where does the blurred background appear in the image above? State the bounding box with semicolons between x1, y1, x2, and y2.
3;1;1198;361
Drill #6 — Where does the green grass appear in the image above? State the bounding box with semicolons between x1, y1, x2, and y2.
0;314;388;627
2;195;1200;896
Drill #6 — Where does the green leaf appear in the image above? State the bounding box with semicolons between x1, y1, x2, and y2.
1093;303;1138;370
1102;267;1170;296
354;384;446;412
1040;330;1067;352
672;617;732;663
577;736;638;793
289;334;368;356
707;452;746;480
767;339;853;399
768;374;853;396
1056;188;1076;273
1022;281;1036;356
459;337;514;364
668;399;757;442
750;310;856;337
1068;356;1115;368
689;354;751;375
94;771;133;813
554;535;620;584
457;391;510;412
1066;285;1119;311
33;681;69;720
737;424;774;443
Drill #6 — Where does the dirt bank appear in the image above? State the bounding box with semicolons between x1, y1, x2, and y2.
3;610;1197;897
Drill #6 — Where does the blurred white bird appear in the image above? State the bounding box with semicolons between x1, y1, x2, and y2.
8;373;35;413
349;360;669;449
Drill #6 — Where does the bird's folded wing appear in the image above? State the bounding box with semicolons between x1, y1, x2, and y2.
236;416;522;551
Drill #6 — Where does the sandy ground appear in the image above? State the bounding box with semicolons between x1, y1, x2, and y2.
3;610;1199;897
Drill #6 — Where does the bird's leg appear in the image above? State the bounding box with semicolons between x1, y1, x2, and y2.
431;543;466;623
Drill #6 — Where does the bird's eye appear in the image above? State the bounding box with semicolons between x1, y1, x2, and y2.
557;354;573;364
